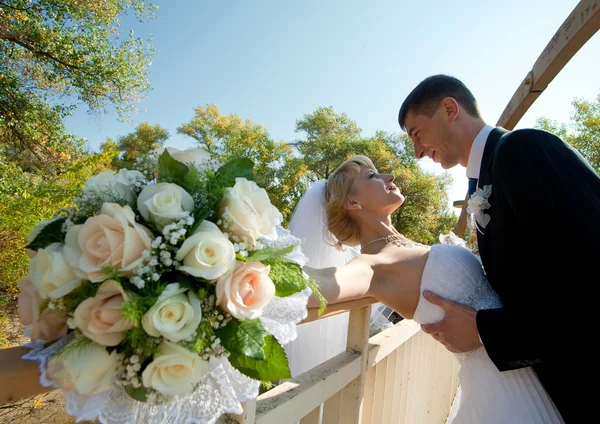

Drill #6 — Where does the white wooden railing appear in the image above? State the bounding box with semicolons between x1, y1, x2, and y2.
225;301;460;424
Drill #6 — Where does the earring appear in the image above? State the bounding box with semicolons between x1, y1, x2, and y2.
356;203;362;209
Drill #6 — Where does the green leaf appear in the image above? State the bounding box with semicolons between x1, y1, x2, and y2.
235;253;248;262
305;278;327;316
215;318;267;360
158;149;189;184
124;385;149;402
246;245;295;262
25;217;67;251
228;335;291;381
263;256;306;297
215;158;254;186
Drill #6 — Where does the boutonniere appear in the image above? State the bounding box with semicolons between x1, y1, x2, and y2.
467;184;492;231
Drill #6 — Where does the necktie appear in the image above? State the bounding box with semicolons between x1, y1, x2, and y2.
468;178;478;196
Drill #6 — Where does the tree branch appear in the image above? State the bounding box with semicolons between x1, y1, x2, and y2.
0;31;82;72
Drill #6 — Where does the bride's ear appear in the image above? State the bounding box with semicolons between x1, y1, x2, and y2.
345;199;362;210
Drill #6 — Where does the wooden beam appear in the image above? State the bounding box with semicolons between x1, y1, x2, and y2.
456;0;600;233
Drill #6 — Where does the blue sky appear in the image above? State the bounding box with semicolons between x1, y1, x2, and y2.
65;0;600;211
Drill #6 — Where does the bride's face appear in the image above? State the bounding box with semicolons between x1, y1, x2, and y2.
349;166;405;213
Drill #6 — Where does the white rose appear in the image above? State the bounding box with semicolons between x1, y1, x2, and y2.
26;217;63;258
216;261;275;320
142;340;209;395
29;243;82;299
142;283;202;342
46;341;120;395
84;169;144;205
152;146;211;166
137;183;194;229
175;220;236;280
220;178;282;245
64;203;153;282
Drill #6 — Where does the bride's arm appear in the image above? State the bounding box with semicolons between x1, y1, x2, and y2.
304;258;375;308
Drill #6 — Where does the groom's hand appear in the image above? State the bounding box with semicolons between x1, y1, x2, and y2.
420;291;482;353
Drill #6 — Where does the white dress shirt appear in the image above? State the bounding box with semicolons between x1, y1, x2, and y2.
466;124;494;179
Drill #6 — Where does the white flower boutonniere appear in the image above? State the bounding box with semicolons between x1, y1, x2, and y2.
467;184;492;230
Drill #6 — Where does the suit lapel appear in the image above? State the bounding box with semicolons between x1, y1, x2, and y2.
475;127;509;254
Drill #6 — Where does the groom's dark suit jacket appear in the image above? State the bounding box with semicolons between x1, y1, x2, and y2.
475;127;599;423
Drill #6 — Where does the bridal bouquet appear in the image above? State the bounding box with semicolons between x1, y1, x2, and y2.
19;147;325;424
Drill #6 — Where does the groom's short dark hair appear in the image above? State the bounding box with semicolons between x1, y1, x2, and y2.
398;74;481;130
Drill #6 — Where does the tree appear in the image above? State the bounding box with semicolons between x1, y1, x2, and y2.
177;104;305;222
101;121;169;171
535;90;600;173
0;0;156;171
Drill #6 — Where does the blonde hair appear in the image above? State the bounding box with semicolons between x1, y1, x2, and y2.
325;155;376;249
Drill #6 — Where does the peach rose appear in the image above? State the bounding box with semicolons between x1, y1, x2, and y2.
18;276;42;325
30;308;68;343
64;203;153;282
216;261;275;320
73;280;133;346
47;341;119;395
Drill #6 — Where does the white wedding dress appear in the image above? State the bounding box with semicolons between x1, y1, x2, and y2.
416;243;563;423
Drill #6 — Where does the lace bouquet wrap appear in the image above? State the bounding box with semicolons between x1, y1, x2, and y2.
19;147;324;424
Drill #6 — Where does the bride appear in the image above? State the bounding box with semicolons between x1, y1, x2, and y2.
297;155;563;423
285;180;394;377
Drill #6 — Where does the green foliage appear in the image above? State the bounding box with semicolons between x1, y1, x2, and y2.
305;278;327;316
60;281;99;313
124;385;149;402
262;256;306;298
536;91;600;173
246;245;295;262
25;217;67;251
214;318;268;360
0;0;156;170
101;122;169;171
227;335;291;381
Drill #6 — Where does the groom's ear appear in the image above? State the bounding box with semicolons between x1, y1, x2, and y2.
441;97;460;122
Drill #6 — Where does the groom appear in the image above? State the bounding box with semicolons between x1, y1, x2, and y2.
397;74;599;422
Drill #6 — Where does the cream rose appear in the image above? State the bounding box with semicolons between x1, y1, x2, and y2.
137;183;194;229
84;169;144;205
175;220;236;280
142;283;202;342
64;203;153;282
216;261;275;320
47;342;120;395
142;340;209;395
29;243;82;299
26;217;63;258
220;178;281;245
73;280;133;346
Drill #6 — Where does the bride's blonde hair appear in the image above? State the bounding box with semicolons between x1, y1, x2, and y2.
325;155;376;249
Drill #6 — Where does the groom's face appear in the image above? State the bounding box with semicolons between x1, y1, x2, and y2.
404;108;460;169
